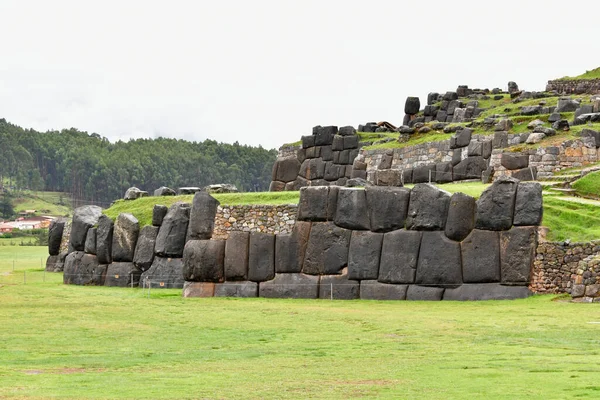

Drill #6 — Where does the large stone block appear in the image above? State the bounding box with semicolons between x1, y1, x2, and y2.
406;184;451;231
513;182;543;226
303;222;351;275
475;177;518;230
155;203;191;258
461;230;500;283
152;205;168;226
360;281;408;300
48;219;65;256
450;128;472;149
214;281;258;298
187;191;219;240
154;186;176;197
500;227;536;285
334;187;370;230
140;257;185;289
297;186;329;221
182;240;226;282
347;231;383;281
510;167;537;181
133;225;158;272
46;255;64;273
378;230;421;284
104;262;141;287
327;186;339;221
445;192;476;241
111;213;140;262
84;227;97;255
63;252;106;285
259;273;319;299
182;282;215;297
435;162;453;183
443;284;532;301
412;164;436;183
406;285;444;301
96;215;114;264
376;170;402;187
224;231;249;280
319;270;360;300
275;157;301;182
405;97;421;115
415;231;462;286
365;186;410;233
454;156;487;180
501;153;529;170
299;159;325;180
69;205;102;252
248;232;275;282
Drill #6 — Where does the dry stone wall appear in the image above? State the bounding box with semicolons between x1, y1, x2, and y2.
546;79;600;95
213;205;297;240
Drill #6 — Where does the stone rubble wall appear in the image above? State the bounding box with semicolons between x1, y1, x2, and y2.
212;204;297;240
546;79;600;95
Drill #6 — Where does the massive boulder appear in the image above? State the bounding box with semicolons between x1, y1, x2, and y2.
133;225;158;271
475;177;518;230
405;97;421;115
124;187;148;200
48;219;65;256
140;257;185;289
182;282;215;297
500;227;537;285
273;157;302;183
96;215;114;264
248;233;275;282
443;284;532;301
445;193;476;241
334;188;370;230
556;97;579;113
303;222;351;275
111;213;140;262
214;281;258;298
154;186;176;196
319;270;360;300
360;281;408;300
69;205;102;252
259;273;319;299
406;285;444;301
152;205;168;226
104;262;141;287
84;228;97;255
188;191;220;240
415;231;462;286
204;184;239;194
224;231;249;280
513;182;543;226
63;252;107;286
378;230;421;284
154;203;191;258
501;153;529;170
347;231;383;281
406;184;451;230
461;230;500;283
365;187;410;233
453;156;488;179
182;240;226;282
45;253;67;273
297;186;330;221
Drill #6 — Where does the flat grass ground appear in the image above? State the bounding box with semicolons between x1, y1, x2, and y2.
1;246;600;399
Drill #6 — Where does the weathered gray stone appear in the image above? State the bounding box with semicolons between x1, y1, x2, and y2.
182;240;226;282
461;230;500;283
84;227;97;255
405;97;421;115
443;284;532;300
214;281;258;298
248;233;275;282
319;271;360;300
406;285;444;301
347;231;383;280
334;187;370;230
140;257;185;288
178;187;202;195
343;135;359;150
45;254;65;273
303;222;351;275
327;186;339;221
378;230;421;284
96;215;114;264
450;128;472;149
435;162;453;183
154;186;176;196
69;205;103;252
406;184;451;231
500;227;536;285
501;153;529;170
188;191;219;240
48;220;65;256
412;164;436;183
297;186;329;222
365;186;410;233
415;231;462;286
154;203;190;258
339;126;357;136
475;177;518;230
152;205;168;226
133;225;158;271
124;187;148;200
259;273;319;299
376;170;402;186
104;262;141;287
182;282;215;297
454;156;488;180
275;157;302;182
224;231;249;280
492;131;508;149
63;252;106;285
360;281;408;300
513;182;543;226
111;213;140;262
468;141;483;157
269;181;285;192
556;97;579;112
445;193;476;242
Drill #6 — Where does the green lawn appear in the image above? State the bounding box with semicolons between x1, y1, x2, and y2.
572;170;600;198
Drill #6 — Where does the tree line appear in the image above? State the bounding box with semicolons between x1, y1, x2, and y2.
0;118;277;205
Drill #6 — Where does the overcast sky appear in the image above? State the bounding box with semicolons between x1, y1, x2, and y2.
0;0;598;150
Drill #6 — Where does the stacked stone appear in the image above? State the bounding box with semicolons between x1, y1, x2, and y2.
546;79;600;95
422;90;484;125
571;252;600;301
269;125;360;191
45;219;68;272
212;204;297;240
183;179;542;301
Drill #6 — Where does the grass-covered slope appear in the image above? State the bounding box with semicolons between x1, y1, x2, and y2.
11;190;72;217
558;67;600;80
571;170;600;198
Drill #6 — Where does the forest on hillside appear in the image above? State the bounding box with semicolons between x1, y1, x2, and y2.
0;118;277;205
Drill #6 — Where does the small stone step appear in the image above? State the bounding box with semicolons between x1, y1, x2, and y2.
547;187;577;194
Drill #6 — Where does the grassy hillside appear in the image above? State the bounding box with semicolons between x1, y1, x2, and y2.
10;190;72;217
558;67;600;80
571;171;600;198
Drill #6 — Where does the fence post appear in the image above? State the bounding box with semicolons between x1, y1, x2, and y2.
428;169;432;184
330;283;333;301
131;273;134;289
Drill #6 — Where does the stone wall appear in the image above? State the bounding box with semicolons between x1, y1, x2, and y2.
212;204;297;240
531;241;600;295
546;79;600;95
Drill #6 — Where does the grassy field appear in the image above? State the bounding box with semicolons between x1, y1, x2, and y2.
572;171;600;198
11;190;72;217
558;67;600;80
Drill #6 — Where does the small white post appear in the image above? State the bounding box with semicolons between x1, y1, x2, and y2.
330;283;333;301
428;169;432;184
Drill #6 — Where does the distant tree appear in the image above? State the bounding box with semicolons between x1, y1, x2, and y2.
0;192;15;219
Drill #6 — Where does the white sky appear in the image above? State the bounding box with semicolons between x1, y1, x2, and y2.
0;0;598;149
